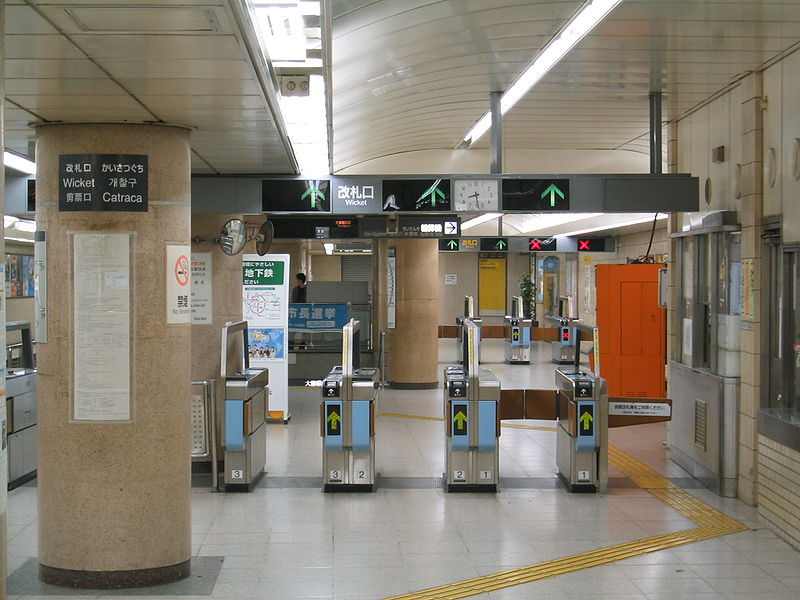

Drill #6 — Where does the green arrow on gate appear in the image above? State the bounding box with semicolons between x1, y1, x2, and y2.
454;411;467;431
541;183;565;207
579;411;593;431
301;184;326;208
327;411;341;431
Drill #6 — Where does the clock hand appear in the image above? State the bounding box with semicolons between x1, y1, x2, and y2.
468;191;479;200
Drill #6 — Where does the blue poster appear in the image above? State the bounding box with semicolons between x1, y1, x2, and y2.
248;328;285;360
288;303;349;332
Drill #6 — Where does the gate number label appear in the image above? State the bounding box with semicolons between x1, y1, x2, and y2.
231;469;244;479
453;470;466;481
480;470;492;480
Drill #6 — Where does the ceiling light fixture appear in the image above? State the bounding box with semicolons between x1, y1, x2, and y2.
4;151;36;175
460;212;503;231
462;0;623;146
556;213;667;237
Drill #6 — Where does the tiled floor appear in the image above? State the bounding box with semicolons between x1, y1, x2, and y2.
7;340;800;599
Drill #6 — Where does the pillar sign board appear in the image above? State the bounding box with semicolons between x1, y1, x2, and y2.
59;154;148;212
190;252;212;325
167;245;191;324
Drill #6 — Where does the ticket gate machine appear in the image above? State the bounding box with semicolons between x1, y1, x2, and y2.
504;296;532;364
555;369;608;492
222;321;269;492
456;295;482;364
548;315;579;364
321;319;380;492
444;319;500;492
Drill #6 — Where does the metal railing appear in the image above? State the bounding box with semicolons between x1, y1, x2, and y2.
191;379;220;492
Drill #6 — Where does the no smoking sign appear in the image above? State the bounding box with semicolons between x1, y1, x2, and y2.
174;254;190;287
167;245;191;324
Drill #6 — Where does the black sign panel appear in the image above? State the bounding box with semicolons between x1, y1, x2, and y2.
578;404;594;437
529;237;557;252
397;215;460;238
59;154;148;212
452;403;468;435
480;237;508;252
439;239;460;252
262;179;331;212
502;179;569;211
576;237;606;252
382;179;451;211
325;403;342;436
270;217;359;239
512;328;520;342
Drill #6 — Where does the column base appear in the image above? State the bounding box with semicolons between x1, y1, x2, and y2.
388;381;439;390
39;559;190;589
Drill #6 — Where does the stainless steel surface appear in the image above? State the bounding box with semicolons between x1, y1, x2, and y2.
191;379;220;492
555;369;608;493
669;360;740;497
221;320;250;380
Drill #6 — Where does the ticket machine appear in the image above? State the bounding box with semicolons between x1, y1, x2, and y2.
443;319;500;492
555;368;608;492
221;321;269;492
504;296;532;364
321;319;380;491
456;295;482;364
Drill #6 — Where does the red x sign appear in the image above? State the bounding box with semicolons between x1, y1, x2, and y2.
578;240;591;250
530;239;542;250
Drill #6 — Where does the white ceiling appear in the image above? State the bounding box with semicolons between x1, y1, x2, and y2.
5;0;297;174
331;0;800;170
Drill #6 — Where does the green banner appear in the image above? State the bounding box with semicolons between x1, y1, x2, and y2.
243;260;285;285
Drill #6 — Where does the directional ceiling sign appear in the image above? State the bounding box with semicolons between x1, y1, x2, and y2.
502;179;569;211
480;237;509;252
382;179;451;211
439;238;461;252
528;237;558;252
262;179;331;212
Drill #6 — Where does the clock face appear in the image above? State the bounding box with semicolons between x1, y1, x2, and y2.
453;179;499;211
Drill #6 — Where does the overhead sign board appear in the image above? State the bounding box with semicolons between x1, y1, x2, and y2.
262;179;331;212
330;177;382;213
439;239;460;252
529;237;558;252
480;237;508;252
382;179;451;211
502;179;569;211
397;215;460;238
59;154;148;212
270;217;359;239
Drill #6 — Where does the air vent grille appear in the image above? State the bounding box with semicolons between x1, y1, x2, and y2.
694;399;707;451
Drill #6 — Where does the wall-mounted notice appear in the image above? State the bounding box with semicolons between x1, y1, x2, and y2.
445;273;458;285
191;252;212;324
59;154;148;212
167;245;191;324
387;247;396;329
34;231;47;343
243;255;290;420
73;232;131;421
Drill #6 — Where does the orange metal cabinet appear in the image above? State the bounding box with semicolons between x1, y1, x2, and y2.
595;264;666;398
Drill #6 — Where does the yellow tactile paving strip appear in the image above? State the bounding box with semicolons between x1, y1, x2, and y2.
378;415;748;600
378;412;557;433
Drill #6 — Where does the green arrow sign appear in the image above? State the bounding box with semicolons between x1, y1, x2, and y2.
495;239;507;250
541;183;565;207
454;410;467;431
447;239;459;250
579;410;593;431
327;411;341;431
301;183;326;208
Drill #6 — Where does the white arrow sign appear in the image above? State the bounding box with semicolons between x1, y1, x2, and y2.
444;221;458;235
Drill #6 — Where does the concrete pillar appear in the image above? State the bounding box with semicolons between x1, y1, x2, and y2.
386;239;439;388
35;124;192;587
191;214;244;468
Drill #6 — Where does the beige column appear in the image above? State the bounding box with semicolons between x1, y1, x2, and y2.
737;72;764;506
386;239;439;388
35;124;192;587
191;214;245;468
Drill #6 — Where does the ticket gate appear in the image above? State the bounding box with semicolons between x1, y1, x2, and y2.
321;319;380;492
221;321;269;492
504;296;532;364
547;315;579;364
456;295;482;364
555;369;608;492
444;319;500;492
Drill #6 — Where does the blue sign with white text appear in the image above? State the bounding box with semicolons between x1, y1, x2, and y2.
289;303;349;332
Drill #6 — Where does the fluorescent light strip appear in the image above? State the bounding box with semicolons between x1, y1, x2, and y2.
461;212;503;231
556;213;667;237
463;0;622;146
4;151;36;175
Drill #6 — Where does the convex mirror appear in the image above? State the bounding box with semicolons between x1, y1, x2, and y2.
219;218;247;255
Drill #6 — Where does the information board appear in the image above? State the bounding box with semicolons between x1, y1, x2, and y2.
59;154;148;212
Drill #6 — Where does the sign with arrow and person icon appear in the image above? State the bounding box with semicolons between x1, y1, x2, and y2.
382;179;451;211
